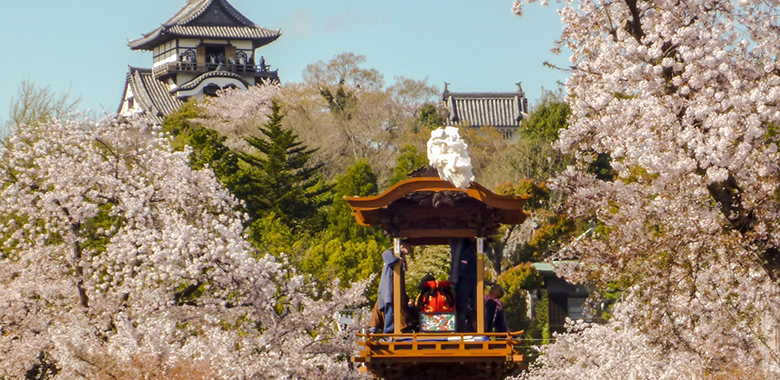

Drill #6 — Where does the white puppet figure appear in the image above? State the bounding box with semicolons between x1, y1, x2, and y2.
427;126;475;189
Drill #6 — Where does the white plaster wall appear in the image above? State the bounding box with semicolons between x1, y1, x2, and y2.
178;38;200;48
153;54;179;68
201;39;229;45
176;73;198;86
153;41;177;64
232;40;252;50
119;85;139;116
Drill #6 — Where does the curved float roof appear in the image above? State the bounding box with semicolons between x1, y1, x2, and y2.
345;177;529;245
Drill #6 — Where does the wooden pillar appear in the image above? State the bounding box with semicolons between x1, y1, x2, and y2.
476;237;485;334
197;45;206;65
393;238;402;335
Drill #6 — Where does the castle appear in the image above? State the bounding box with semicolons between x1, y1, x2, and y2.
118;0;280;124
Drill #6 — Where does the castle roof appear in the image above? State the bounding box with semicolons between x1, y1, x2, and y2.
176;70;250;91
128;0;281;51
442;88;528;129
119;67;183;124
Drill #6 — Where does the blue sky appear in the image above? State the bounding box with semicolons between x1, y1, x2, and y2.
0;0;568;124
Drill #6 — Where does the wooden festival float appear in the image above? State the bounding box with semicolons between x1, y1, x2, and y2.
345;171;530;380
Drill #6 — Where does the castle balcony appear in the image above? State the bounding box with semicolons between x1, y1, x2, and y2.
152;61;279;83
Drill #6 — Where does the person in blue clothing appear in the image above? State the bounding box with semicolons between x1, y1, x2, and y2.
449;237;478;332
373;239;414;334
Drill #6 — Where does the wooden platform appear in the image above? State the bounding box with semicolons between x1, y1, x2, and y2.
352;332;526;380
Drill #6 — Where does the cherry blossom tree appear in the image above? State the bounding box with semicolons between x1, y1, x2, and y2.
0;116;367;379
198;83;279;151
510;0;780;377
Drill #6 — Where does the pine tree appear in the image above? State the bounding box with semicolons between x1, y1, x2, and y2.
236;100;330;228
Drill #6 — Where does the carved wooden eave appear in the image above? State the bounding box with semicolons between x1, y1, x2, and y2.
344;177;529;245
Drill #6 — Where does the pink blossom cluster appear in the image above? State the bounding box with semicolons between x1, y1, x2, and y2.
0;117;368;379
512;0;780;377
198;84;279;151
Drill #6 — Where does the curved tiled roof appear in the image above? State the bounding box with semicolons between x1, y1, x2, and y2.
165;25;279;40
344;177;529;245
172;0;255;26
128;0;280;51
122;67;184;124
443;91;528;129
176;70;250;91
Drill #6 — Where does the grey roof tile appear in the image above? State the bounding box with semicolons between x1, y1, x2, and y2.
123;68;184;124
128;0;280;51
443;91;528;129
165;25;279;40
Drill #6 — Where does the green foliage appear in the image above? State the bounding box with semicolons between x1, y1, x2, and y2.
162;100;201;136
328;159;385;242
599;283;623;321
320;84;356;117
294;159;389;300
516;214;577;263
388;145;427;186
301;238;384;300
520;89;570;143
766;122;779;140
488;89;573;192
497;263;543;332
495;179;550;212
79;203;124;254
417;103;445;130
405;246;452;300
247;213;301;259
236;100;331;229
587;153;616;181
530;289;550;344
621;164;658;184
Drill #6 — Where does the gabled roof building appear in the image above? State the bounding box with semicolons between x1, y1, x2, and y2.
119;0;281;123
442;83;529;140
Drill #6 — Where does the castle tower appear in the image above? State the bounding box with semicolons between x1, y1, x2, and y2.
118;0;281;124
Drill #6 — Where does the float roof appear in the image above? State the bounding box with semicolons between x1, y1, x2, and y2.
345;177;529;245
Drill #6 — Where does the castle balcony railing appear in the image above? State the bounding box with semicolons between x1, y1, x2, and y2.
152;61;279;82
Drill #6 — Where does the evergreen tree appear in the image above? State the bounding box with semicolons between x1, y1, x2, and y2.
236;100;330;228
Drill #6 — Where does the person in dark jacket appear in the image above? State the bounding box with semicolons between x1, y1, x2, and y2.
485;284;509;333
449;237;477;332
375;239;413;333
